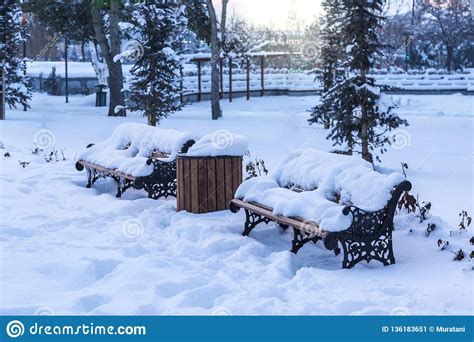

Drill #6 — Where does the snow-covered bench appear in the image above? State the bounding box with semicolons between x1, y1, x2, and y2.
75;123;195;199
229;149;412;268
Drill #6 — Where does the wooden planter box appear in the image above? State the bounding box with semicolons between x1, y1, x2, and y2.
176;156;243;213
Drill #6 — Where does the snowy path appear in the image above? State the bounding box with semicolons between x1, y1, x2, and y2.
0;93;472;315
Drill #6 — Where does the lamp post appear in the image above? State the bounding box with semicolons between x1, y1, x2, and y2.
403;31;411;73
21;13;27;111
65;36;69;103
0;2;5;120
410;0;415;72
0;59;5;120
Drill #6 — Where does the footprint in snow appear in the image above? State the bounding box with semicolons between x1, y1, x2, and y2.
83;258;122;280
75;294;109;313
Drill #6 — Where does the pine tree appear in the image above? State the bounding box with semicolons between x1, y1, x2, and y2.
126;1;187;126
308;0;344;129
183;0;211;45
343;0;409;162
311;0;408;162
0;0;32;112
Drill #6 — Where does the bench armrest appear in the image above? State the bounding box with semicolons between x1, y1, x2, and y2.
324;180;411;250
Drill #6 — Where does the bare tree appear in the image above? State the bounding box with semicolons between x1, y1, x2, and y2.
418;0;473;72
206;0;228;120
91;1;126;117
378;13;411;67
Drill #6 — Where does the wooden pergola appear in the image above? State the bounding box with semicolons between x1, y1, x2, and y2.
187;52;292;102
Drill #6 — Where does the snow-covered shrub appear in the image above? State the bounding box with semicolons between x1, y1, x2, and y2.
400;162;408;178
32;143;66;163
0;0;32;109
458;210;472;232
43;67;61;96
244;151;268;180
126;2;187;126
397;191;417;213
18;160;30;168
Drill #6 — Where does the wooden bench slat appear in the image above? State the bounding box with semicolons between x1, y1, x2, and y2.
77;135;196;200
78;149;172;182
78;160;136;180
151;151;170;159
230;199;327;238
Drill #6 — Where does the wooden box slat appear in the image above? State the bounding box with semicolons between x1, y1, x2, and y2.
184;158;192;210
198;159;208;213
177;158;184;210
177;156;243;213
207;159;217;212
215;158;226;211
224;158;233;203
190;159;199;213
232;157;241;193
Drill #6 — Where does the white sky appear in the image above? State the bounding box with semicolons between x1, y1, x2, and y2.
216;0;411;30
220;0;323;30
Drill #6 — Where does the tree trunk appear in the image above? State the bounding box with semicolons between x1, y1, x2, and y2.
210;57;220;120
344;109;353;154
446;45;453;73
360;69;370;162
88;40;108;85
218;0;229;118
206;0;221;120
91;2;126;117
147;110;156;126
81;41;86;62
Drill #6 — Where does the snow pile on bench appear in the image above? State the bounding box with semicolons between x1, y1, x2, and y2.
186;130;248;157
78;123;193;177
235;149;405;232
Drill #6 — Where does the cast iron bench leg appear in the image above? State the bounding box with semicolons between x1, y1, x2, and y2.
86;168;99;188
134;160;177;200
335;227;395;269
242;209;271;236
290;227;322;254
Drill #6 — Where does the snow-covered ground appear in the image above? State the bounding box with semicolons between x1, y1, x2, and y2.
0;93;472;315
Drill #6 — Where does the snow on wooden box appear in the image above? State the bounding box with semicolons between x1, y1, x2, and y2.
186;131;248;157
